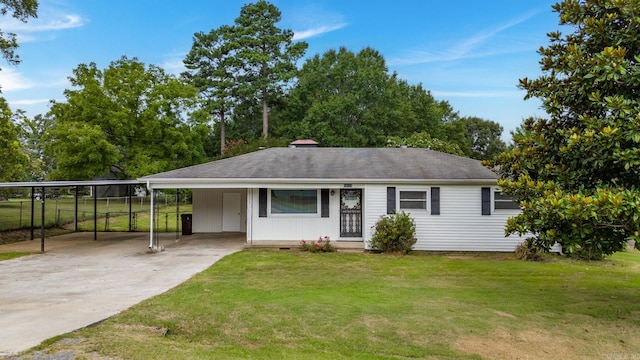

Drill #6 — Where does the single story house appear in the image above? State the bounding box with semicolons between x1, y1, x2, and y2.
140;145;523;251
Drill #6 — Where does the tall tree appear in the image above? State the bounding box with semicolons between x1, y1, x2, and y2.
0;0;37;184
46;56;206;180
233;0;307;139
19;113;54;180
488;0;640;259
443;116;507;160
0;97;28;181
281;46;455;147
386;132;464;156
183;25;236;155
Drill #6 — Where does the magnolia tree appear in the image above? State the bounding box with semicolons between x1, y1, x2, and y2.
488;0;640;259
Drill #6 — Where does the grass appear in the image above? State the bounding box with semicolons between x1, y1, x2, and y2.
10;250;640;359
74;203;193;233
0;196;191;233
0;251;32;261
0;196;192;245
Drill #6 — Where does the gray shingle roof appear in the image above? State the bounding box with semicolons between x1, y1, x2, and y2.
141;148;497;181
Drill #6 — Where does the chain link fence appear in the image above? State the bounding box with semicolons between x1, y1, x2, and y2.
0;194;191;233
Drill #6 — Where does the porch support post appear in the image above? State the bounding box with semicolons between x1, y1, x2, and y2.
30;186;34;240
175;189;179;240
149;189;155;249
40;186;45;252
93;185;97;240
74;186;79;231
128;184;133;232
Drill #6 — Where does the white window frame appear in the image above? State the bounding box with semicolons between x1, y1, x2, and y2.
493;189;520;210
399;189;428;211
269;189;320;216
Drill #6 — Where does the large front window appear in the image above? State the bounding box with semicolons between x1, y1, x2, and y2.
271;190;318;214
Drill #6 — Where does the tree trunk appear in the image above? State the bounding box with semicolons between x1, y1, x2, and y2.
219;109;226;155
262;87;268;139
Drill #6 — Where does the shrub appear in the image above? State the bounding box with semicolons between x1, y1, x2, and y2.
370;212;417;254
300;236;336;253
514;238;545;261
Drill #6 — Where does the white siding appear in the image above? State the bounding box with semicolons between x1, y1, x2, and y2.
363;185;388;246
194;184;523;251
364;185;523;252
192;189;246;233
248;186;364;242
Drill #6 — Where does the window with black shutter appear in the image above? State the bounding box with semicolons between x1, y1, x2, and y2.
481;187;491;215
321;189;330;217
387;187;396;214
259;188;267;217
431;187;440;215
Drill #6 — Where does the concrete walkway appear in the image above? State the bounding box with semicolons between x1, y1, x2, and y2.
0;232;245;356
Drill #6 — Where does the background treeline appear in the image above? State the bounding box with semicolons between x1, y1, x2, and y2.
0;0;506;184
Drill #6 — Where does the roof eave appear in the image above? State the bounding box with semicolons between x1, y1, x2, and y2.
142;177;498;189
0;180;144;188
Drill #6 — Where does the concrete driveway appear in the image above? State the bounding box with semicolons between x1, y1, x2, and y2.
0;232;245;356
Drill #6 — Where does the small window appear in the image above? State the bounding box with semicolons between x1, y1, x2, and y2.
494;191;520;210
400;191;427;210
481;187;491;215
271;190;318;214
431;187;440;215
387;187;396;214
259;188;268;217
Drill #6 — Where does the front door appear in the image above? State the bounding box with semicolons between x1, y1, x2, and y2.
340;189;362;238
222;192;241;232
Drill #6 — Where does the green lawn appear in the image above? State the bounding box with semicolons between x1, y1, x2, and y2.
0;196;192;244
16;250;640;359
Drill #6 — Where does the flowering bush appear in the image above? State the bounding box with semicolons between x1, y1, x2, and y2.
370;211;417;254
300;236;336;253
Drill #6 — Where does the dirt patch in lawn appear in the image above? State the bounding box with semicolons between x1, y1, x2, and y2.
455;326;636;359
455;328;577;359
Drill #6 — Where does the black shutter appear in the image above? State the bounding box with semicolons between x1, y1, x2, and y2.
387;187;396;214
481;187;491;215
259;188;267;217
431;187;440;215
321;189;330;218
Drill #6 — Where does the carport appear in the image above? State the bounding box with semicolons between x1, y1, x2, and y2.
0;180;144;252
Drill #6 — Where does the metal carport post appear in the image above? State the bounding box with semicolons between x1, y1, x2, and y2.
40;186;45;252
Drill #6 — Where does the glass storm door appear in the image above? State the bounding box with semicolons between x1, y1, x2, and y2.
340;189;362;238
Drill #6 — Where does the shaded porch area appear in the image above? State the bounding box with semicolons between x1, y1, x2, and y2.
0;231;246;254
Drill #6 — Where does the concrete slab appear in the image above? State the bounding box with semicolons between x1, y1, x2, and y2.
0;232;245;356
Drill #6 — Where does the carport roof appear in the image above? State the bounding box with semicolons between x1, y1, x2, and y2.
140;147;498;182
0;180;144;188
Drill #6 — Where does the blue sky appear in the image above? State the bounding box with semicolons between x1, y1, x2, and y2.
0;0;560;141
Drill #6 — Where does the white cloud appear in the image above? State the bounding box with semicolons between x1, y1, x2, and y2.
9;98;51;106
2;14;84;32
389;11;539;66
293;23;347;40
162;57;187;76
0;68;36;91
0;68;68;92
287;4;347;41
0;11;85;43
